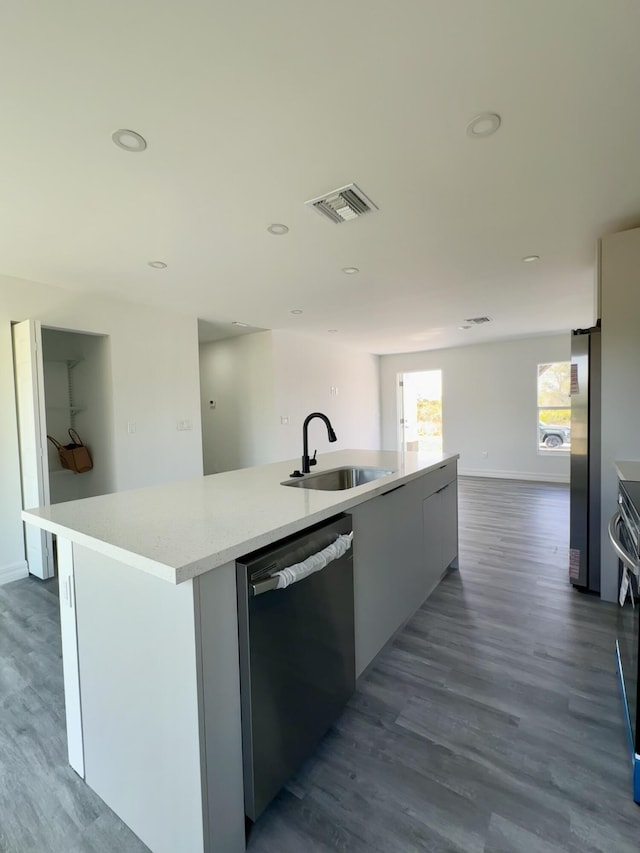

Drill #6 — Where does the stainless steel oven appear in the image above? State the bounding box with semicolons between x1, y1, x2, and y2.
609;479;640;804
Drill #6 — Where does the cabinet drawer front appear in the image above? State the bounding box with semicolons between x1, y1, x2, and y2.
422;460;456;498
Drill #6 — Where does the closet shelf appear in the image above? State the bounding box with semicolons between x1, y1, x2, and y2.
44;358;84;370
46;406;86;414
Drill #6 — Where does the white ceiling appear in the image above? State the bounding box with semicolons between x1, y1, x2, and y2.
1;1;639;353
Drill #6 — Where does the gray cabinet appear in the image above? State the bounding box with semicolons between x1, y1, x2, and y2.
352;463;458;676
423;479;458;596
422;490;442;594
440;480;458;570
352;476;424;676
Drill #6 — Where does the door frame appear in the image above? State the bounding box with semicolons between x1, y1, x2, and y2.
396;369;444;456
12;319;55;579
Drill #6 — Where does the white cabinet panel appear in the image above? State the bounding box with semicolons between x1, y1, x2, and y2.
57;538;84;776
74;546;205;853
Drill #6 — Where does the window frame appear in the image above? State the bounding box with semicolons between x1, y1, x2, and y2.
536;361;571;456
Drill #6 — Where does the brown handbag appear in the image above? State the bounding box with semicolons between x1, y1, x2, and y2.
47;428;93;474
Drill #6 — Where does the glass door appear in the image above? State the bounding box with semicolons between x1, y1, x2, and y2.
398;370;443;456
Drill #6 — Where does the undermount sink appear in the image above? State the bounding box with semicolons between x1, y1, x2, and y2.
281;466;396;491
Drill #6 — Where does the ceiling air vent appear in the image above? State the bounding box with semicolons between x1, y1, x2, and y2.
305;183;378;224
463;316;492;325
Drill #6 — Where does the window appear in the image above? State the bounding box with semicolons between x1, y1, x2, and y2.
537;362;571;451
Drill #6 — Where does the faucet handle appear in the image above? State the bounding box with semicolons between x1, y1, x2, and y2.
309;450;317;467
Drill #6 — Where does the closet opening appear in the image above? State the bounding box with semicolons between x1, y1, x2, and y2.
42;328;114;507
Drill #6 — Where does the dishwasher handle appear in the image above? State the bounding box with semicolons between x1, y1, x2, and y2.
251;532;353;596
252;576;287;596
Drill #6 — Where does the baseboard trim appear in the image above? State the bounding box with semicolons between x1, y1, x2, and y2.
0;560;29;585
458;467;569;484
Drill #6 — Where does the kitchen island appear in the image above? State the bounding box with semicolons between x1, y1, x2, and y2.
23;449;459;853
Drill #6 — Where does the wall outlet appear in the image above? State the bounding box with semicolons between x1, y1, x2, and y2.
330;386;339;396
481;450;488;458
127;422;136;434
177;420;193;431
280;416;289;425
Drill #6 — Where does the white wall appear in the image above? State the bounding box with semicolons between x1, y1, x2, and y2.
199;330;381;473
600;227;640;602
1;273;203;582
380;335;571;482
271;331;380;464
199;332;276;474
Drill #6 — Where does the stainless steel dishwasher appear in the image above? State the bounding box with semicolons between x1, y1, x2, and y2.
236;513;355;821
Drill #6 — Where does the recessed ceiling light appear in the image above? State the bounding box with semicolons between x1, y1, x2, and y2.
466;113;501;138
328;329;338;333
112;129;147;152
458;325;472;330
522;255;540;263
290;309;303;315
341;267;359;275
232;321;249;327
148;260;167;269
267;223;289;235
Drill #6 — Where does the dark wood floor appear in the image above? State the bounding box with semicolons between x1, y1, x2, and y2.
248;478;638;853
1;478;638;852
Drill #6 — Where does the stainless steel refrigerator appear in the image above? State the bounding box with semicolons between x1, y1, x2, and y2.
569;325;601;593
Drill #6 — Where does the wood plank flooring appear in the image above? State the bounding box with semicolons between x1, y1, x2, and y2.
0;577;149;853
247;478;638;853
1;478;638;852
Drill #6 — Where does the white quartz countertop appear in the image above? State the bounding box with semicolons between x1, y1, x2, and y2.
23;449;458;584
614;460;640;482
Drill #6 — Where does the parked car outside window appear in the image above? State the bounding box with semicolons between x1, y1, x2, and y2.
539;422;571;449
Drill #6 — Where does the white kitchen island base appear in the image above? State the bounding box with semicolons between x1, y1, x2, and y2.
24;450;459;852
70;544;245;853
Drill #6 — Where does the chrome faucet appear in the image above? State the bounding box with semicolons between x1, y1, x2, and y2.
290;412;337;477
